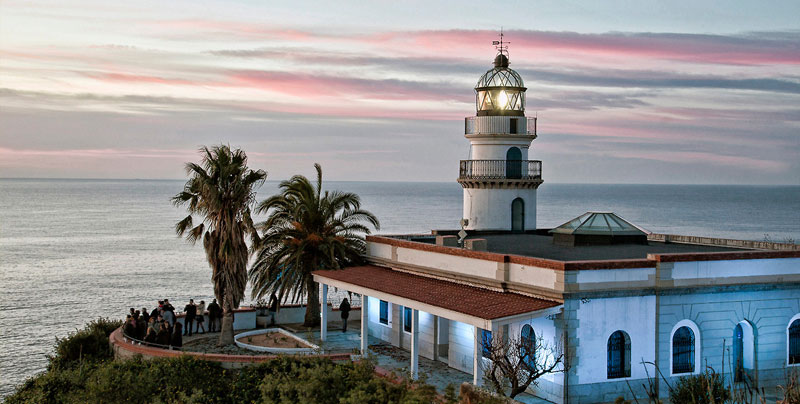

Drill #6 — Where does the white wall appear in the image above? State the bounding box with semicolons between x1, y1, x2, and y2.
449;320;477;374
463;187;537;231
367;297;394;343
671;258;800;280
470;139;532;160
398;308;436;360
395;246;499;280
508;263;559;290
657;287;800;390
367;298;438;361
366;242;393;260
508;315;563;385
575;268;655;284
574;295;656;384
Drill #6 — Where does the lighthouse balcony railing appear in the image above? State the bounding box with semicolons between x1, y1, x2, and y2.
459;160;542;180
464;116;537;136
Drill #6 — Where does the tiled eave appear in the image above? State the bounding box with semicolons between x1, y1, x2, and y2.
313;265;561;330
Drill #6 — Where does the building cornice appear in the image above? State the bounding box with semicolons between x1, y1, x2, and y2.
457;178;544;189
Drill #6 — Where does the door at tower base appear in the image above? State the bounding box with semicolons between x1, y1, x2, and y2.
463;188;537;231
512;198;524;232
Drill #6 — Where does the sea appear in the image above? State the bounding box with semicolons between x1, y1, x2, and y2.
1;178;799;398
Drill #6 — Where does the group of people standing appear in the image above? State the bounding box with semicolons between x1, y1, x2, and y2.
123;298;222;349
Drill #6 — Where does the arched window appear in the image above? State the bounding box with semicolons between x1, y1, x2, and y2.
733;324;744;382
607;330;631;379
511;198;524;232
506;147;522;179
481;329;493;357
789;318;800;365
673;326;696;374
521;325;535;370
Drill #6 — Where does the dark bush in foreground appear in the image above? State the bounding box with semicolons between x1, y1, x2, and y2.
257;356;437;404
8;355;438;404
7;318;441;404
8;356;230;404
48;317;122;370
668;370;730;404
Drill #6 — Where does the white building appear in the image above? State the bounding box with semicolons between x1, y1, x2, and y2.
313;45;800;403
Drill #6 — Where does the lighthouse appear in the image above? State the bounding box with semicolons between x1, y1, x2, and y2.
458;36;542;232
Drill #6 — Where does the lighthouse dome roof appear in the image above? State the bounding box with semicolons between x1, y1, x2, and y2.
475;57;525;90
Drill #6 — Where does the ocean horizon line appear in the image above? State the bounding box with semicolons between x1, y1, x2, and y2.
2;177;799;187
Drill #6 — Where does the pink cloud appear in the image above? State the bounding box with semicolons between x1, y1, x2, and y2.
361;30;800;66
611;150;788;172
226;70;461;101
151;19;315;41
84;72;197;86
143;21;800;66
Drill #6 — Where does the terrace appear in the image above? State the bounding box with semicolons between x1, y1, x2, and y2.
112;309;552;403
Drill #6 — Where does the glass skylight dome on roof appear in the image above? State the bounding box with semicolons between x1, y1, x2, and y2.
475;53;527;116
550;212;650;236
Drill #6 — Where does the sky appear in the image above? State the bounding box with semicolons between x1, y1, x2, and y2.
1;0;799;184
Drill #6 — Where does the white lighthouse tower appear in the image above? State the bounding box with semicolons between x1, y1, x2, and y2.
459;36;542;231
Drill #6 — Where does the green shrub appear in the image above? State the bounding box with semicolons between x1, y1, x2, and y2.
7;319;442;404
81;356;230;403
48;318;122;370
257;357;437;404
229;361;280;404
669;370;730;404
5;365;88;404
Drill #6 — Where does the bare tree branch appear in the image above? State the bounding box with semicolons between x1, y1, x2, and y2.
481;332;567;398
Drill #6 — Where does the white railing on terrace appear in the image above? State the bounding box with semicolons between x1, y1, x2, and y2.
465;116;537;136
459;159;542;180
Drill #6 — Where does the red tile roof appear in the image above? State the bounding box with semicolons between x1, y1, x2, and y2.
314;265;560;320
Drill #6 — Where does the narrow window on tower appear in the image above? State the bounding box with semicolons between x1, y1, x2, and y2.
510;118;518;134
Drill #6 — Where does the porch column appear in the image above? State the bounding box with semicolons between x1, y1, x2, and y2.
360;295;369;354
473;325;483;385
411;308;420;379
320;283;328;341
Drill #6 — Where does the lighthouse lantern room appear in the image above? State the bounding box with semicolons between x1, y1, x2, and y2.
459;34;542;231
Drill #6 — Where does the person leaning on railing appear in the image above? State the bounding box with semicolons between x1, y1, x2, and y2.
123;315;136;337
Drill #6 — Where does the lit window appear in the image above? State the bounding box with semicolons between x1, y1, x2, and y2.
607;330;631;379
672;326;695;374
790;318;800;365
403;307;412;333
521;325;535;370
481;329;493;357
379;300;389;325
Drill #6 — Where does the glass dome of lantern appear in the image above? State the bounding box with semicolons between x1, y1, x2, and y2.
475;41;526;116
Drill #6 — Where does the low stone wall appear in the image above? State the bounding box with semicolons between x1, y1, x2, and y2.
649;233;800;251
109;328;352;369
174;306;256;331
112;304;362;368
274;303;361;325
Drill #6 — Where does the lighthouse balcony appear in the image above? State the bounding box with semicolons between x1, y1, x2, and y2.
458;159;542;181
464;116;537;137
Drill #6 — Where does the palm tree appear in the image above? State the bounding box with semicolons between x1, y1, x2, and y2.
172;145;266;346
249;164;379;327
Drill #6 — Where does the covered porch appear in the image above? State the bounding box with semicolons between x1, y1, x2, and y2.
312;265;562;394
288;320;554;404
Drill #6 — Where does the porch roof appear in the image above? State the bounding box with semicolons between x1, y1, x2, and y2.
313;265;560;328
